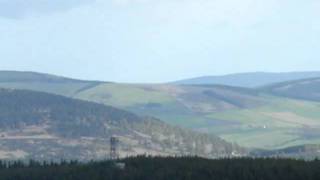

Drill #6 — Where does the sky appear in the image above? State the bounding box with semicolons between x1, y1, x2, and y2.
0;0;319;83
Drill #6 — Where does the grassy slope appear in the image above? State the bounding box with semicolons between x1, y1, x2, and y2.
0;71;98;96
74;84;207;128
73;83;320;149
0;82;92;96
209;97;320;149
75;83;175;107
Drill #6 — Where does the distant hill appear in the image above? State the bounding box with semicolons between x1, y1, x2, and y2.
0;89;244;160
0;71;86;83
262;77;320;101
174;72;320;87
2;71;320;150
0;71;102;96
71;83;320;150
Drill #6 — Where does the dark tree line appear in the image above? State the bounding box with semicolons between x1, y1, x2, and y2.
0;156;320;180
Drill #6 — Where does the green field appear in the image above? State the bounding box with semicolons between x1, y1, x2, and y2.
75;83;175;107
206;98;320;149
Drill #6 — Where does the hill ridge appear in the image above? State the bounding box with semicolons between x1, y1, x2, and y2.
174;71;320;87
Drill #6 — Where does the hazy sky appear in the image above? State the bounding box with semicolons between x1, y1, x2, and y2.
0;0;319;83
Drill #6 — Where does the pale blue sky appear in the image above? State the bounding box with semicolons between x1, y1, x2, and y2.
0;0;319;83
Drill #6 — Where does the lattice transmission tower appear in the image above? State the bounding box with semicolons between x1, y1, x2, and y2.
110;136;119;160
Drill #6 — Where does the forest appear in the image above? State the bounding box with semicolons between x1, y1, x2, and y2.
0;156;319;180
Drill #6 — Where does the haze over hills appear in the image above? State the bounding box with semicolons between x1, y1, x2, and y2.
1;71;320;151
174;72;320;87
0;88;243;160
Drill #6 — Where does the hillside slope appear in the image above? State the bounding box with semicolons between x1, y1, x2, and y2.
0;71;101;96
0;89;243;160
174;72;320;87
262;77;320;101
73;83;320;149
1;71;320;149
0;71;84;83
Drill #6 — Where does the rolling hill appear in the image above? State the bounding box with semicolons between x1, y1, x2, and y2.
1;71;320;150
71;83;320;149
0;88;243;160
262;77;320;101
174;72;320;87
0;71;102;96
0;71;85;83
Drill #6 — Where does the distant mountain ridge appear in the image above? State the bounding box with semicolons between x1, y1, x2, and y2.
0;71;103;96
174;71;320;87
4;70;320;87
0;71;87;83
